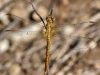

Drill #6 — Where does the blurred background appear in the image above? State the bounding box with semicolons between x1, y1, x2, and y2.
0;0;100;75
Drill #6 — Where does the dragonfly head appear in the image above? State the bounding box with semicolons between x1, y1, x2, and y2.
46;16;55;23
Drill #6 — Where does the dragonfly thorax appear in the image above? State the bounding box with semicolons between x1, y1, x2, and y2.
46;16;54;23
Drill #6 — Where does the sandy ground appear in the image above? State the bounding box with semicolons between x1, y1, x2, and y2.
0;0;100;75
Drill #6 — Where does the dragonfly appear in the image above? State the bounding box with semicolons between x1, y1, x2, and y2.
0;1;56;75
29;2;55;75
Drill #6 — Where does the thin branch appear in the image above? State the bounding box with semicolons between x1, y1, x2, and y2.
28;0;46;29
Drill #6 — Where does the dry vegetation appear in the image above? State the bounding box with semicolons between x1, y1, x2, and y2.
0;0;100;75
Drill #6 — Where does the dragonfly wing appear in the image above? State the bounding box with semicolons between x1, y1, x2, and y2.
52;24;75;37
54;21;95;36
5;23;43;37
0;21;44;41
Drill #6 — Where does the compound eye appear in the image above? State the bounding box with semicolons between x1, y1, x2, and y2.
46;17;49;21
52;17;55;21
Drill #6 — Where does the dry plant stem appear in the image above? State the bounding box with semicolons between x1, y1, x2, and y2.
0;16;22;40
0;0;14;11
29;0;46;29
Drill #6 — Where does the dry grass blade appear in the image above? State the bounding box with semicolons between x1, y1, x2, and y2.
28;0;46;29
0;0;14;12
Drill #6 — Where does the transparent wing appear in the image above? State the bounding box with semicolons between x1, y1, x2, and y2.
0;12;95;41
51;21;95;37
0;13;43;33
1;21;95;36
